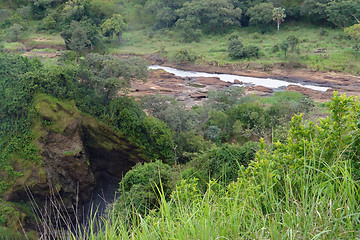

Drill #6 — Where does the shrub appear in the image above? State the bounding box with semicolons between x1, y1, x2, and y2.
8;24;24;42
228;38;244;59
286;35;299;51
114;161;174;216
227;32;240;41
184;142;259;188
43;16;57;30
319;28;328;36
178;28;202;43
272;43;280;53
242;45;260;58
280;40;289;56
173;49;196;64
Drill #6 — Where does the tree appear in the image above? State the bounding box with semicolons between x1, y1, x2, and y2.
301;0;332;24
286;35;299;51
114;161;174;216
280;40;289;56
154;7;177;29
345;23;360;41
61;21;90;62
228;38;244;59
175;0;241;33
87;0;117;24
61;0;86;23
326;1;360;28
80;53;148;105
273;7;286;33
61;20;101;58
247;3;274;27
345;22;360;51
8;23;24;42
101;14;128;45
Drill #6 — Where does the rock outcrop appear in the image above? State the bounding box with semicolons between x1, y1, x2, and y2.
3;94;145;227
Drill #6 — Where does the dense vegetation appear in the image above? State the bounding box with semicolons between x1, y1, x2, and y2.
1;0;360;239
1;0;360;73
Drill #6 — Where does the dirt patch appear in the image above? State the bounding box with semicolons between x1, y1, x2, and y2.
32;38;52;42
21;51;60;58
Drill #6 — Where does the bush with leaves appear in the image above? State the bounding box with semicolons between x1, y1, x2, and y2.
228;38;244;59
280;40;289;56
114;161;174;216
8;24;24;42
286;35;299;51
242;45;260;58
183;142;259;189
172;49;197;64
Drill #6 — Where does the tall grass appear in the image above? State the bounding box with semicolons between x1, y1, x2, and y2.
73;151;358;239
41;94;360;239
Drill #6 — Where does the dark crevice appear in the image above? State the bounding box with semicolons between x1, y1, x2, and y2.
81;125;144;218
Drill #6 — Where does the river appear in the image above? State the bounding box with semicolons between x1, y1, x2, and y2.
149;65;329;92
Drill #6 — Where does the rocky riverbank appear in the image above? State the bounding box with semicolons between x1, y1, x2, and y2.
125;54;360;104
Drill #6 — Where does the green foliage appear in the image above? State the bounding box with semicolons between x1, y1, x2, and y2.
175;18;202;43
326;0;360;28
228;38;260;59
272;7;286;32
105;96;175;163
101;14;128;45
153;7;176;29
345;23;360;41
0;54;43;194
142;94;195;132
185;142;259;187
42;15;56;30
141;116;175;162
77;93;360;239
61;20;101;60
228;38;244;59
242;45;260;58
280;39;289;56
0;201;24;239
8;23;24;42
115;161;174;216
247;3;274;27
206;86;244;111
301;0;332;24
79;53;148;105
174;130;214;163
172;48;196;64
286;35;299;51
176;0;241;33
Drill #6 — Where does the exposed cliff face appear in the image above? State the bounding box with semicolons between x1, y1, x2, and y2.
3;94;145;226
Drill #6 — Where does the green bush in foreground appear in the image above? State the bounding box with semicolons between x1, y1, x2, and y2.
63;93;360;239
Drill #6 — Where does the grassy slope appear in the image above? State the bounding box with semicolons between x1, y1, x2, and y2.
108;22;360;75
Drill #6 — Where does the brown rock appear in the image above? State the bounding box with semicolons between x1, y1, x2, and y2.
285;85;319;96
234;79;243;84
246;85;273;93
190;93;207;99
194;77;231;87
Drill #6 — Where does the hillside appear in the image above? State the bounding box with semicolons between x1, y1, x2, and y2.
1;0;360;239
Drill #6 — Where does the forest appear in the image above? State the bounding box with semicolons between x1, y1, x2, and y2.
1;0;360;239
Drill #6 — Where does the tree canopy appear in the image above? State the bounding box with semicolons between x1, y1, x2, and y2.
101;14;128;45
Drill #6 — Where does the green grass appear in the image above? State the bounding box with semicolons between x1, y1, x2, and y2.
69;147;359;239
52;94;359;240
2;41;25;53
107;22;360;75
